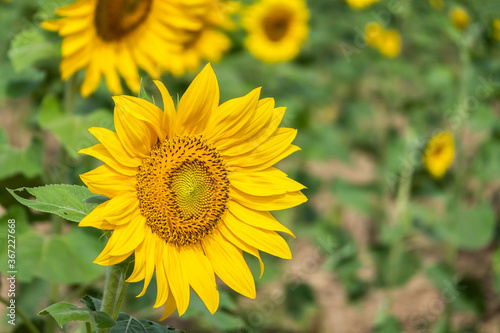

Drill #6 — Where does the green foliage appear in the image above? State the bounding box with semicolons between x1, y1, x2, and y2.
0;128;43;180
38;301;115;329
8;29;58;72
38;95;113;158
8;185;104;223
0;206;105;283
112;312;184;333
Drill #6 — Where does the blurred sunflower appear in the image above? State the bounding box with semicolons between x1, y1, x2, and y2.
79;64;307;318
365;23;401;58
450;7;470;31
493;19;500;41
345;0;379;10
41;0;206;97
242;0;309;63
429;0;444;11
165;0;237;76
423;132;454;179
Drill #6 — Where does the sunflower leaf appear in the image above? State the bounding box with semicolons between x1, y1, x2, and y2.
39;302;115;329
8;184;100;222
38;95;114;159
112;312;184;333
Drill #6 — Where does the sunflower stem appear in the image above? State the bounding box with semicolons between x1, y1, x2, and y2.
98;265;124;333
112;282;129;320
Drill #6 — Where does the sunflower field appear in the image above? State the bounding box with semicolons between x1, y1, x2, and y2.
1;0;500;332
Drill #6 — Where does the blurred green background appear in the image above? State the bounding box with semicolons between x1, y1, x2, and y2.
1;0;500;332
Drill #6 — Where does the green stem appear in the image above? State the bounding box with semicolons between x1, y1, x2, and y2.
112;282;129;320
0;296;41;333
64;75;78;116
85;322;92;333
98;265;124;333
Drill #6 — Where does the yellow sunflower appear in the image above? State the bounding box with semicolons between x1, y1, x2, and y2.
493;19;500;41
78;64;307;318
345;0;379;10
450;6;470;31
423;132;454;179
242;0;309;63
41;0;206;97
165;0;236;76
364;23;401;58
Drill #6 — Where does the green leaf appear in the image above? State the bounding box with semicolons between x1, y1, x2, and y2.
0;128;44;179
443;203;496;250
8;185;105;223
38;95;113;158
38;302;115;329
81;295;102;312
112;312;184;333
8;28;59;72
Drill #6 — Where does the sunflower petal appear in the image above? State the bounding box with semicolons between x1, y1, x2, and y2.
227;200;294;237
219;223;265;279
202;230;256;298
179;243;219;314
165;243;190;315
175;63;219;136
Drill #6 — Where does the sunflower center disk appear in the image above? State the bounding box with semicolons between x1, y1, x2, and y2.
263;9;291;42
136;136;229;246
95;0;152;41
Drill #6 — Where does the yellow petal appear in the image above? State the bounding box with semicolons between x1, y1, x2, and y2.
159;289;178;321
179;243;219;314
80;164;136;198
175;63;219;136
221;104;285;156
165;243;190;315
224;212;292;259
229;167;305;196
79;201;114;230
114;103;154;158
79;144;137;176
202;230;256;298
87;127;141;167
93;251;132;266
227;200;294;237
204;88;261;143
229;144;301;173
230;186;307;211
219;223;264;279
226;128;297;168
154;241;170;307
113;95;164;141
153;80;176;140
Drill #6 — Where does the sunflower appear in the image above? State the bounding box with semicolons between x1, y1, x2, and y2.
41;0;207;97
345;0;379;10
164;0;236;76
450;7;470;31
364;23;401;58
423;132;454;179
78;64;307;318
493;19;500;41
242;0;309;63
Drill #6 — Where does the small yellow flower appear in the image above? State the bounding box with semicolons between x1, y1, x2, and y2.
429;0;444;11
364;23;401;58
79;64;306;318
242;0;309;63
345;0;379;10
423;132;454;179
450;7;470;31
378;30;401;58
493;19;500;41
